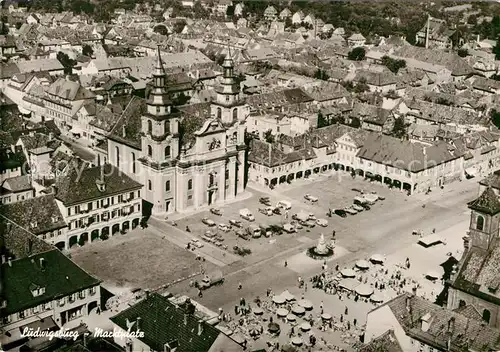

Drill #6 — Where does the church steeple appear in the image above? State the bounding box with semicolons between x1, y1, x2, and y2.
146;46;172;118
216;48;240;97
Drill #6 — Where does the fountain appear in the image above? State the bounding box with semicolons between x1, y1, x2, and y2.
307;234;334;259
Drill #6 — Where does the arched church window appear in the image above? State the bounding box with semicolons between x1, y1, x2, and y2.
217;107;222;119
477;215;485;231
165;146;171;158
115;146;120;166
147;120;152;134
165;181;170;192
147;145;153;157
188;179;193;190
483;309;491;323
233;108;238;120
131;152;136;173
148;180;152;191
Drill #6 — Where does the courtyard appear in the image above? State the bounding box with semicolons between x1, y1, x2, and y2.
70;227;217;291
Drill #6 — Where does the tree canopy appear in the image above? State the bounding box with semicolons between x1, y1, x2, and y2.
381;56;406;74
347;47;366;61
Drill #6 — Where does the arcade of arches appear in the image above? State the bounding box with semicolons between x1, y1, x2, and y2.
262;162;414;194
55;218;141;251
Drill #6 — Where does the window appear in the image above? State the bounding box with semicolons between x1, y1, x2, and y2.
129;192;134;200
217;107;222;119
115;146;120;166
459;300;466;308
232;108;238;120
483;309;491;323
148;145;153;157
165;146;171;158
188;179;193;190
165;181;170;192
148;180;152;191
89;287;96;295
156;106;161;114
164;122;170;135
131;152;136;173
147;120;152;134
477;215;485;231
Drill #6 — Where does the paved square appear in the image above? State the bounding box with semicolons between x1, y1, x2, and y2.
70;227;217;291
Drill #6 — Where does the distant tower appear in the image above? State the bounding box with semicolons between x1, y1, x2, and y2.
425;15;430;49
211;46;245;125
141;46;180;163
466;186;500;251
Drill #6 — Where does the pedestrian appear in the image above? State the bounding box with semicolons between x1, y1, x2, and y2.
305;283;308;292
340;314;343;322
344;306;348;315
198;289;203;298
336;264;339;271
284;260;288;267
353;318;357;327
347;321;351;330
320;301;323;310
235;305;239;314
238;282;242;290
266;288;271;297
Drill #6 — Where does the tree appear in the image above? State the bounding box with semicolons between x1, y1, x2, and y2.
173;19;187;34
354;78;369;93
491;109;500;129
347;47;366;61
467;15;477;26
172;92;191;106
56;51;76;75
391;117;408;139
314;69;329;81
457;48;468;57
284;17;292;29
82;44;93;57
494;37;500;60
264;129;275;143
350;116;361;128
381;55;406;74
226;5;235;17
317;111;329;128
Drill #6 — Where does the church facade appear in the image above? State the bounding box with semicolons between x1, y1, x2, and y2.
107;48;249;215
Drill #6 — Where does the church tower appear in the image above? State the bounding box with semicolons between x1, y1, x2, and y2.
141;46;181;163
211;50;245;125
466;186;500;251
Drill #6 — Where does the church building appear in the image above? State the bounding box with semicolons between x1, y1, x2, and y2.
447;186;500;328
107;47;248;215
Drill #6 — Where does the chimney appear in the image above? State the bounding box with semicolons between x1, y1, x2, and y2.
145;289;150;298
136;317;141;331
40;258;45;270
27;238;33;254
122;125;126;138
197;320;203;336
405;295;412;313
48;132;54;140
463;235;470;250
447;317;455;334
29;130;35;137
421;312;431;332
1;255;5;264
6;222;11;232
7;257;12;267
183;313;188;326
423;147;427;156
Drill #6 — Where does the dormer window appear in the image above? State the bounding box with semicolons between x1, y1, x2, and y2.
30;221;38;228
30;285;46;297
96;180;106;192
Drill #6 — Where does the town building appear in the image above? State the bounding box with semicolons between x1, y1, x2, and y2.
107;48;247;216
0;175;34;204
364;293;500;351
447;185;500;328
110;293;243;351
0;222;101;350
52;163;143;250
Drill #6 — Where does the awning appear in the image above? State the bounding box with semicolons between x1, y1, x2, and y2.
18;106;31;115
338;278;359;291
418;234;442;247
21;316;58;332
465;167;477;177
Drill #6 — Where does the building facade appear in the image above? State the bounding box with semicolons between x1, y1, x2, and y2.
108;48;248;216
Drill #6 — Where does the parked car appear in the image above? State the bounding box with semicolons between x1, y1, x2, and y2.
210;208;222;216
276;200;292;210
218;224;230;232
360;203;371;210
352;188;363;193
316;218;328;227
202;218;216;226
272;207;281;215
258;207;274;216
304;194;318;202
229;219;242;228
308;213;317;221
378;195;386;201
344;207;358;215
300;219;316;228
239;208;255;221
363;194;378;204
236;230;249;240
190;239;204;248
352;204;364;212
259;197;271;206
283;223;296;233
334;209;347;218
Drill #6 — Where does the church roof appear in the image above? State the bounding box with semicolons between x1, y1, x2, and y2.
468;187;500;215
